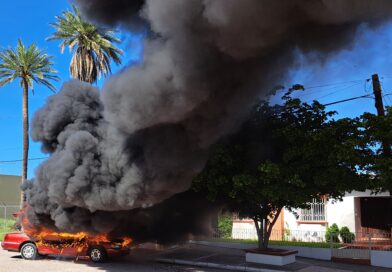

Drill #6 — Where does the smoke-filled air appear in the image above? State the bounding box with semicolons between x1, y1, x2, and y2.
22;0;392;243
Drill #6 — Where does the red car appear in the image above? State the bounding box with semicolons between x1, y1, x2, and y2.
1;232;130;262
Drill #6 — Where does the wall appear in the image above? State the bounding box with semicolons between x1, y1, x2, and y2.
232;220;257;240
0;174;21;205
371;250;392;268
284;208;327;241
232;190;391;241
326;197;355;231
232;212;284;240
192;240;392;268
192;240;332;260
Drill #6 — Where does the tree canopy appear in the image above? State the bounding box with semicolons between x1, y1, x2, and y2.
48;5;122;84
193;89;372;249
360;107;392;190
0;39;58;91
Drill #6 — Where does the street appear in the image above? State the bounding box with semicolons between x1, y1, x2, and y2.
3;243;392;272
0;247;227;272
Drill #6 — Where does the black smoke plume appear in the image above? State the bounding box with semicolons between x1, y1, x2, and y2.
24;0;392;243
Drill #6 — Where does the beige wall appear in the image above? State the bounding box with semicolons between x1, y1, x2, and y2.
0;174;21;205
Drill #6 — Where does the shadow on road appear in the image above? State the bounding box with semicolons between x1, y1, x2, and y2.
10;255;22;259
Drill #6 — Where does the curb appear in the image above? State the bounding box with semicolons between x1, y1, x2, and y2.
157;258;289;272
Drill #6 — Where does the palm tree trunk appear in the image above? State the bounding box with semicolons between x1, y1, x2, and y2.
20;80;29;208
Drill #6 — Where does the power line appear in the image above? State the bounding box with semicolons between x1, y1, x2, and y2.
314;82;363;100
324;94;374;106
0;157;48;164
294;80;365;99
304;79;364;90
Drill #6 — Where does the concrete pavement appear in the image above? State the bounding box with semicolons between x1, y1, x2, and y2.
158;243;392;272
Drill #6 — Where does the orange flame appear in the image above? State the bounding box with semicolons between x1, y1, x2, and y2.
19;206;132;252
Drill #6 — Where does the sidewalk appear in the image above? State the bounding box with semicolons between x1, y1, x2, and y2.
156;243;392;272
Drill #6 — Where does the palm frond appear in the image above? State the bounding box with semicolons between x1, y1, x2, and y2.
0;39;59;93
48;5;123;84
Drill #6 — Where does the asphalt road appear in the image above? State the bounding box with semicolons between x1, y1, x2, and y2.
0;247;228;272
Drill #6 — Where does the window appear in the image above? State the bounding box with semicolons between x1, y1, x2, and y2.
299;198;326;222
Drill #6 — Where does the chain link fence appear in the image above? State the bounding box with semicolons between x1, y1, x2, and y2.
0;204;19;240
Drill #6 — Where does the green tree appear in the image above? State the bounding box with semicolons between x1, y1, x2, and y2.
193;88;370;249
0;39;59;204
48;5;122;84
360;108;392;190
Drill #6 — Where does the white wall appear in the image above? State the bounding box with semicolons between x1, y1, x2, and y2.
193;240;392;267
326;197;355;231
371;250;392;268
325;190;390;232
284;207;326;241
232;220;258;240
284;195;356;239
284;190;391;239
232;190;390;241
345;190;390;197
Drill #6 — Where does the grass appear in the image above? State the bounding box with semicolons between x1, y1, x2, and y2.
0;218;16;241
208;237;341;248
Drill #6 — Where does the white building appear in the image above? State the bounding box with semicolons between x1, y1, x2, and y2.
232;190;392;242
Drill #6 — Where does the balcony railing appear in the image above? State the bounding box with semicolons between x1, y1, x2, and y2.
299;200;326;221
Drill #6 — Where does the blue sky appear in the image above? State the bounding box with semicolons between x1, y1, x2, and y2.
0;0;143;178
0;1;392;178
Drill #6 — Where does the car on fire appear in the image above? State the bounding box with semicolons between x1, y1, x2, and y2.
1;232;131;262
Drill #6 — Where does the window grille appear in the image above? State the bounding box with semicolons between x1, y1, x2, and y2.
299;198;326;221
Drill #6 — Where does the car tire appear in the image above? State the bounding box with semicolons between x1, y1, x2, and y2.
88;246;107;263
20;243;38;260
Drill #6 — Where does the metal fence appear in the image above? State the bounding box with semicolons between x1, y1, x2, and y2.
0;204;19;239
209;227;392;252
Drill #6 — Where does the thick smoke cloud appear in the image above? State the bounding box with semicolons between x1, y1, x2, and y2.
24;0;392;242
73;0;145;30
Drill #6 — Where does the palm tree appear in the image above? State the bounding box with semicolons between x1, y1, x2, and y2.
48;5;123;84
0;39;59;206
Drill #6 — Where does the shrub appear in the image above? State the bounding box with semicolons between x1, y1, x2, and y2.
217;214;233;238
325;223;340;243
340;226;355;243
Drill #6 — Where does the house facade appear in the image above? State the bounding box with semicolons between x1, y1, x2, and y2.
232;190;392;242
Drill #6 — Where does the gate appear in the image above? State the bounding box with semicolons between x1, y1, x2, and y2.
331;234;372;265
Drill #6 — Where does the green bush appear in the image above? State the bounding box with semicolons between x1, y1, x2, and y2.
340;226;355;243
217;214;233;238
325;223;340;243
0;218;16;241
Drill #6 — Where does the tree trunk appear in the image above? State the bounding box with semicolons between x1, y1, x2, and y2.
254;218;268;249
20;80;29;208
254;208;283;250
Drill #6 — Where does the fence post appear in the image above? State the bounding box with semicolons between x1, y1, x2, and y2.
368;233;372;258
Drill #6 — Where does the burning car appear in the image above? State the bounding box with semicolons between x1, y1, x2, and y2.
1;231;132;262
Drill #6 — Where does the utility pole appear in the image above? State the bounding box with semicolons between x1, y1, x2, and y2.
371;73;390;155
372;74;385;116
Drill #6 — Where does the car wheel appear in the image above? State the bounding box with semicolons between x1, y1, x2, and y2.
20;243;38;260
88;246;107;263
